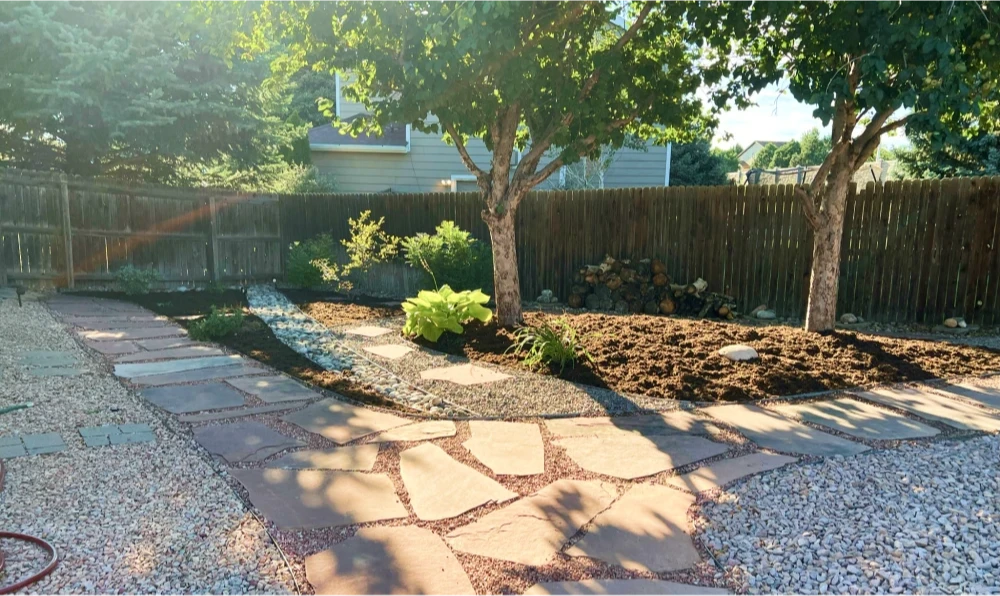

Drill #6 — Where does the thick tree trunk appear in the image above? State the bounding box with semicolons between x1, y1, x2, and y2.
484;211;522;327
804;169;852;332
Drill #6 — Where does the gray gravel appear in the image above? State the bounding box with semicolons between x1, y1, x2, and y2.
0;298;296;594
697;436;1000;595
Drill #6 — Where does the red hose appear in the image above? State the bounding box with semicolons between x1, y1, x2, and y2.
0;459;59;594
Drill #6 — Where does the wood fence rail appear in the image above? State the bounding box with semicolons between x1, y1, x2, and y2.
3;169;999;325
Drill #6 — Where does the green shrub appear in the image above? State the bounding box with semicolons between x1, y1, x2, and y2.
401;285;493;342
509;317;593;373
115;265;160;295
188;306;245;341
402;221;493;292
286;234;336;289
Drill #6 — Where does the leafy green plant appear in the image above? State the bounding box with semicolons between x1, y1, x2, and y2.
115;265;159;295
286;234;336;289
188;306;245;341
402;221;493;293
401;285;492;342
287;211;399;292
509;317;593;373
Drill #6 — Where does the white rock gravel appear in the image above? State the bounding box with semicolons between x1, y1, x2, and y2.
698;436;1000;595
0;298;295;594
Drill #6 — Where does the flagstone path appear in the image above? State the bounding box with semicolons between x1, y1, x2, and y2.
44;292;1000;595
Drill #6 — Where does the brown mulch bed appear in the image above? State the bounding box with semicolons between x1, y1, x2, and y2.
422;311;1000;403
297;300;403;327
75;290;409;411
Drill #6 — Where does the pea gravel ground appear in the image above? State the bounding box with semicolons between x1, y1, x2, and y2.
0;296;296;594
696;436;1000;595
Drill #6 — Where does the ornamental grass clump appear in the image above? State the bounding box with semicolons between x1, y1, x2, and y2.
509;317;593;373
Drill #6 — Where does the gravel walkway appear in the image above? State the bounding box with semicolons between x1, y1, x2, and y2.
696;436;1000;595
0;297;296;594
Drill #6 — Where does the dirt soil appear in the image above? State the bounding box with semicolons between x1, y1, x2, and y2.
422;311;1000;403
297;300;402;327
75;290;408;411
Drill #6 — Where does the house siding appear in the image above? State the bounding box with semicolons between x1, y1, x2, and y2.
603;144;668;188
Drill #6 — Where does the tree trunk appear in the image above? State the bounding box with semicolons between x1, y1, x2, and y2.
804;168;852;332
484;211;522;327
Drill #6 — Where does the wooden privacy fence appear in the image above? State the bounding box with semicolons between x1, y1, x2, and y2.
0;170;282;287
4;168;1000;325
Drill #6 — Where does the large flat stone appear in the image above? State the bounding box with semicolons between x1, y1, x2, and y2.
400;443;516;521
524;580;729;595
136;337;198;350
114;355;245;379
545;410;719;438
344;325;394;338
66;315;167;326
115;346;225;363
19;351;76;368
420;364;511;386
28;367;85;377
282;398;411;444
372;420;456;442
362;344;414;360
130;364;263;386
226;375;321;403
141;383;246;414
177;401;309;423
231;468;407;530
85;340;140;355
930;381;1000;413
445;479;617;566
463;421;544;476
666;453;798;493
703;404;869;457
82;327;186;341
267;445;380;471
566;484;699;572
855;386;1000;432
305;526;475;595
555;434;729;479
772;397;940;440
193;422;303;463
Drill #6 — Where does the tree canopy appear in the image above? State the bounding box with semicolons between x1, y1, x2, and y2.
670;140;730;186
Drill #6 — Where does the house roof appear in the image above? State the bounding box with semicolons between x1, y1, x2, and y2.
737;140;788;163
308;117;408;150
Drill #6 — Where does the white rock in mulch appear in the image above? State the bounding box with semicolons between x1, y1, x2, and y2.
698;436;1000;595
718;344;759;361
841;313;859;324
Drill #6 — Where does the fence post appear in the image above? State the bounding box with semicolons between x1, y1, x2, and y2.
59;174;74;289
0;195;6;287
276;194;287;282
796;166;805;184
207;196;221;282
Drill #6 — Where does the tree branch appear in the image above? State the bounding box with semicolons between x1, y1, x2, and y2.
443;123;487;179
577;2;653;101
794;186;823;231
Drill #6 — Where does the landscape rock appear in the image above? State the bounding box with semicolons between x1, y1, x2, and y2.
840;313;859;324
944;317;959;328
718;344;759;362
755;309;777;320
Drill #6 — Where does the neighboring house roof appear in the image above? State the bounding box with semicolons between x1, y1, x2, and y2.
737;140;787;164
308;117;409;153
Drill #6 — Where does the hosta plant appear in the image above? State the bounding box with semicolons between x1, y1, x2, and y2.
509;317;594;373
401;285;492;342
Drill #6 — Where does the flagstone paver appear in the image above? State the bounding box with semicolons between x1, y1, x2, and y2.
420;363;512;386
115;345;225;363
344;325;394;338
305;525;475;595
371;420;456;442
231;468;407;530
545;410;719;438
703;404;870;457
226;375;321;403
400;443;517;521
445;479;618;566
79;423;156;447
19;350;77;367
267;445;380;471
666;453;798;493
193;421;303;463
84;340;140;355
81;327;186;341
114;354;246;379
28;366;86;377
141;383;247;414
129;364;264;386
855;385;1000;432
463;420;544;475
555;434;730;479
934;380;1000;410
282;398;411;444
362;344;414;360
772;397;940;440
565;484;700;572
524;579;729;595
136;337;199;350
2;433;68;456
177;401;310;423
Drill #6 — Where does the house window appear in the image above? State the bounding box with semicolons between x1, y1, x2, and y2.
450;174;478;193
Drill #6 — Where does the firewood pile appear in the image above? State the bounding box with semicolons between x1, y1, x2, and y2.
567;255;737;319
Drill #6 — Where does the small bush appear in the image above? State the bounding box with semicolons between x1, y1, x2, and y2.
402;285;493;342
115;265;159;295
286;234;336;289
402;221;493;292
188;306;245;341
509;318;593;373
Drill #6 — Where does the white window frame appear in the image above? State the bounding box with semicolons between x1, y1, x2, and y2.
450;174;478;192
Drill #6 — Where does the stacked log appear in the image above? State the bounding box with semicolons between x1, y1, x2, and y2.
567;255;737;319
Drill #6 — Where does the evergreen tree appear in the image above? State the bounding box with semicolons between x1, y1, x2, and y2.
670;141;729;186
